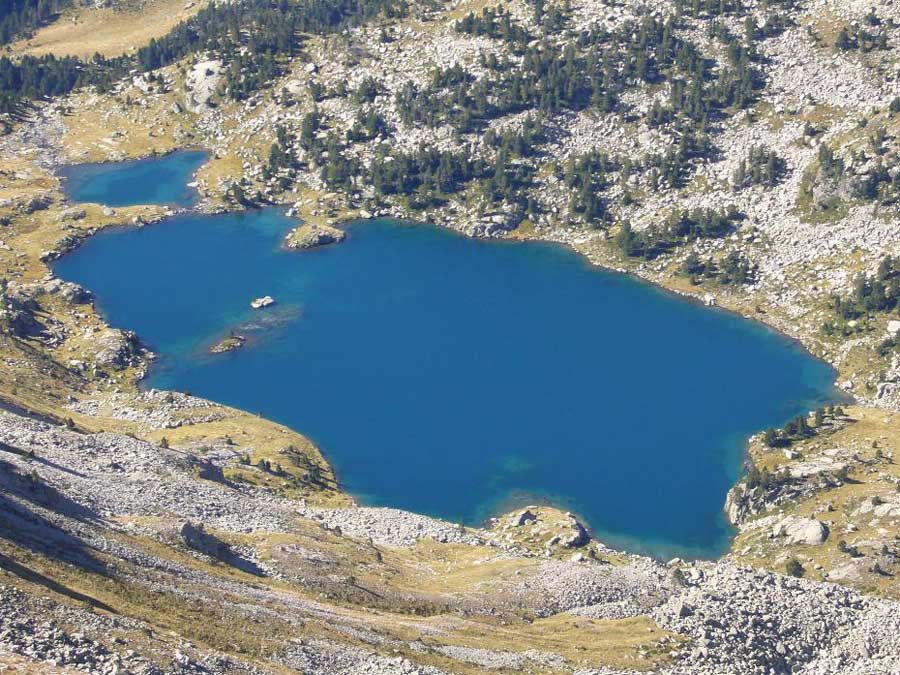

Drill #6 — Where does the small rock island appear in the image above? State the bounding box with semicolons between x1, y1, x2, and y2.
209;333;246;354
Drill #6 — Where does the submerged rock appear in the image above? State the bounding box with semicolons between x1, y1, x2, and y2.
284;223;346;251
209;334;246;354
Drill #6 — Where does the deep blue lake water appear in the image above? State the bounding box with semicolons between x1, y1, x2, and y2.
58;150;208;208
54;159;842;559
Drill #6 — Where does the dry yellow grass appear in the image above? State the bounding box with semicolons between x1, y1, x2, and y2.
9;0;208;59
427;613;677;672
731;405;900;598
0;130;342;505
59;76;198;164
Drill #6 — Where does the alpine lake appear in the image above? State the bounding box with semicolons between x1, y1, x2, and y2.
54;151;843;559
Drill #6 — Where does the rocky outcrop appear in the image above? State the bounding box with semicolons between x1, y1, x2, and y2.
91;328;145;370
283;224;346;251
488;506;593;556
15;279;92;305
771;516;829;546
0;288;40;337
185;59;223;113
724;483;750;525
856;495;900;519
179;520;264;575
20;194;52;214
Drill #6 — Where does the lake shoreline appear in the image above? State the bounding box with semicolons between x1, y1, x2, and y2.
52;165;842;560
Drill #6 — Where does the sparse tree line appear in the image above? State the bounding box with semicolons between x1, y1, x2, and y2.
445;10;767;135
827;255;900;323
761;405;845;449
0;0;409;114
455;6;530;46
615;207;741;260
823;255;900;353
0;0;69;45
680;249;758;286
732;145;785;189
835;11;892;53
0;0;805;245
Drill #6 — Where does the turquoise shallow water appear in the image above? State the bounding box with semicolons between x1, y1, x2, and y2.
54;159;843;559
57;150;208;208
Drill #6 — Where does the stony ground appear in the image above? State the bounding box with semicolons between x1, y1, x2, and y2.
1;405;899;674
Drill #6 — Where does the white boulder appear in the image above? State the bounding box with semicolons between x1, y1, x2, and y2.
772;516;829;545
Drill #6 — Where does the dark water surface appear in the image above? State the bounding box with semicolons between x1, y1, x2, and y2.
54;162;842;559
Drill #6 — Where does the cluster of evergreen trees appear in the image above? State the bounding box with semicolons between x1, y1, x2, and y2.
763;414;814;448
556;149;616;226
263;124;299;188
0;0;69;45
851;159;900;204
347;107;389;142
760;405;846;449
829;255;900;323
643;129;713;190
0;0;409;114
0;53;128;114
680;249;757;285
616;207;740;260
732;145;785;189
744;463;785;491
813;135;900;206
369;145;482;209
835;18;890;52
400;11;767;138
367;119;545;214
282;111;549;217
455;6;530;46
817;144;845;181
